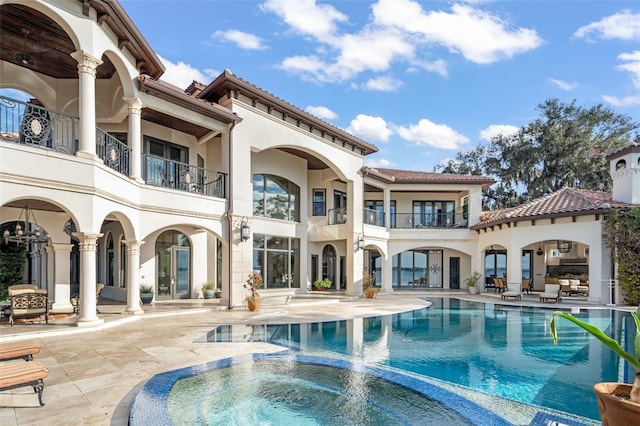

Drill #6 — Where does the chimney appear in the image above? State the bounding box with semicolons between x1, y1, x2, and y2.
605;143;640;204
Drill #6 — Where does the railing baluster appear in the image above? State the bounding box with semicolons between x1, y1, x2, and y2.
142;154;226;198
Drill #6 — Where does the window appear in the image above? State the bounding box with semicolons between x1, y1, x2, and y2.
143;136;189;188
485;250;507;279
107;233;114;287
254;234;300;289
413;201;455;227
615;159;626;170
334;190;347;209
313;189;326;216
253;174;300;221
522;250;533;280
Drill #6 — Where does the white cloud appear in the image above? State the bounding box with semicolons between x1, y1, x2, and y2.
413;59;449;77
260;0;348;40
372;0;543;64
363;75;403;91
602;94;640;107
272;0;539;83
549;78;578;91
305;105;338;120
365;157;394;168
347;114;393;143
479;124;520;141
213;30;267;50
396;119;469;149
574;10;640;41
157;55;219;88
602;50;640;107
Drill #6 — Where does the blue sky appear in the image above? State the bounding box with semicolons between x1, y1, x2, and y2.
125;1;637;171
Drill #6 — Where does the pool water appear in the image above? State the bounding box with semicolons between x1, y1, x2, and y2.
208;298;636;421
165;357;484;425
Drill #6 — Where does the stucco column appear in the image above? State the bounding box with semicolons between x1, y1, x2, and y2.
44;246;55;299
50;243;74;312
123;239;144;315
71;51;102;158
124;97;143;182
383;187;391;229
382;254;393;292
74;232;104;326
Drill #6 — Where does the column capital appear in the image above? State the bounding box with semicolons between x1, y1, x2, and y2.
122;239;144;255
123;97;143;113
71;50;103;76
72;232;104;251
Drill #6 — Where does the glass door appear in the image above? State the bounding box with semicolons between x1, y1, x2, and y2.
173;247;190;298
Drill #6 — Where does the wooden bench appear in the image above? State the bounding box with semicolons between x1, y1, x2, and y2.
8;285;49;326
0;360;48;406
0;340;41;362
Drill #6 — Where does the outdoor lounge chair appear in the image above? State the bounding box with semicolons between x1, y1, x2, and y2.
492;277;506;293
70;283;104;314
0;340;41;362
0;360;48;406
501;282;522;301
540;284;561;303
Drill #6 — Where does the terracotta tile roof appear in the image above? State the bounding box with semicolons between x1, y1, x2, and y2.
471;187;632;229
362;167;495;187
198;70;378;155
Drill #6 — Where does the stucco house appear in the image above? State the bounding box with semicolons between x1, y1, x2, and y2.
1;0;638;327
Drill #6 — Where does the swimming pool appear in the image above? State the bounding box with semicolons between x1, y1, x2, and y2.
206;298;636;421
131;354;511;425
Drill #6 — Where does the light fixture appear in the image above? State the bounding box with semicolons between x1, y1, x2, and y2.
356;234;365;251
536;243;544;256
557;240;572;254
3;203;49;245
240;217;250;242
15;29;36;68
486;245;496;255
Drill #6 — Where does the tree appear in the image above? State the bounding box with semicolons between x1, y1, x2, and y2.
437;99;639;209
0;222;27;300
603;207;640;305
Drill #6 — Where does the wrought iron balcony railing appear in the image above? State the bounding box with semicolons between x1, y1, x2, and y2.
394;213;468;229
96;128;130;175
363;208;385;227
328;207;347;225
143;154;226;198
1;95;78;155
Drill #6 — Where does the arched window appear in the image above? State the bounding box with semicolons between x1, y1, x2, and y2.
107;233;114;286
616;159;626;170
119;235;126;288
253;174;300;221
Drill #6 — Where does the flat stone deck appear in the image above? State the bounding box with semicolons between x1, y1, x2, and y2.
0;290;627;425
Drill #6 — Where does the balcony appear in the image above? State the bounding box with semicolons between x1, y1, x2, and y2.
328;207;347;225
364;212;468;229
1;95;226;199
143;154;226;198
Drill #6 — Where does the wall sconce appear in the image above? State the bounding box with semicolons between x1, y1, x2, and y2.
240;217;250;242
356;234;365;251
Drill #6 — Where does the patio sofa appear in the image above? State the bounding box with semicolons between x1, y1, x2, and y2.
7;284;49;326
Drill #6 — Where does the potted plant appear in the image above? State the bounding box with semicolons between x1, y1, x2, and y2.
463;272;481;294
140;284;154;304
313;278;331;291
244;271;263;311
201;282;216;299
363;270;378;298
551;307;640;425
